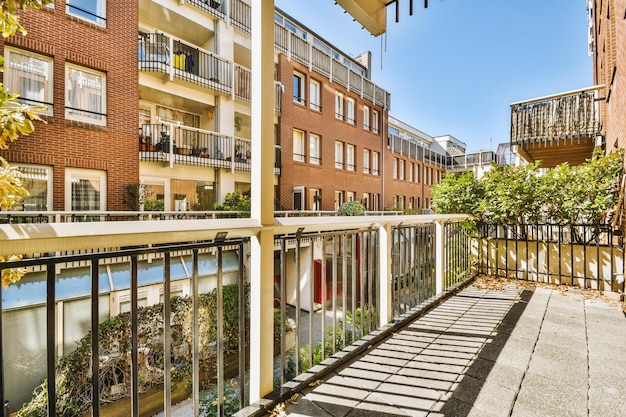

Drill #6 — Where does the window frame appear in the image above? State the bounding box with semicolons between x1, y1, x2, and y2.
335;92;344;120
363;105;370;130
309;133;321;165
293;72;305;105
4;47;54;116
346;144;356;171
309;78;320;111
363;149;370;174
65;168;107;211
14;164;53;211
335;141;344;169
65;63;107;125
346;97;356;125
372;151;380;175
372;110;379;134
292;129;306;162
66;0;107;27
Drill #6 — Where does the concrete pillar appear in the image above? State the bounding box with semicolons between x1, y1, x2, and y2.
249;0;275;403
435;221;445;294
378;223;392;327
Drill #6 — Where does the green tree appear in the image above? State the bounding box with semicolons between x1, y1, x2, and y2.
432;171;485;221
214;191;250;215
0;0;52;288
337;200;365;216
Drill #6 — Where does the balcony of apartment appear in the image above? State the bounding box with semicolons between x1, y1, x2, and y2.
0;212;472;417
510;86;604;168
274;23;390;110
388;133;447;168
139;122;281;174
447;150;498;173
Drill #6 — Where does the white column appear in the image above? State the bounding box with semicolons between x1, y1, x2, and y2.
435;221;445;294
378;223;392;327
249;0;275;403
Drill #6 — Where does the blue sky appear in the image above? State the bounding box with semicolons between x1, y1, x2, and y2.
274;0;592;152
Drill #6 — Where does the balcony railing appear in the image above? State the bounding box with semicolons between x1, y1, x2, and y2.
230;0;251;35
388;134;447;168
0;214;471;417
447;150;498;170
139;33;235;96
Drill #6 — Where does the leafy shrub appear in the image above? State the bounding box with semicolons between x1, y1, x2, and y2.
337;201;365;216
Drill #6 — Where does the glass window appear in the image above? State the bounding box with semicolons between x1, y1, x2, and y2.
65;64;107;125
415;164;420;183
409;162;414;182
363;105;370;130
293;72;305;104
309;133;321;164
363;149;370;174
293;129;305;162
347;144;355;171
399;159;405;180
372;151;379;175
66;168;106;211
4;48;53;115
14;165;52;211
346;191;355;202
393;158;398;179
347;98;355;125
66;0;106;26
335;92;344;119
334;191;344;210
309;79;320;111
335;141;344;169
372;110;379;134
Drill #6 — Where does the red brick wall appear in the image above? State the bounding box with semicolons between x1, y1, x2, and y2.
278;55;385;211
0;3;139;211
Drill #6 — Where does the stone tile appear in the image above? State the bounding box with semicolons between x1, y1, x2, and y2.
364;391;436;413
338;366;392;382
513;373;587;417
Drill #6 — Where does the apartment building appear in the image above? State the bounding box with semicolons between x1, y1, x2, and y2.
0;1;139;211
386;116;447;212
588;0;626;152
275;9;388;212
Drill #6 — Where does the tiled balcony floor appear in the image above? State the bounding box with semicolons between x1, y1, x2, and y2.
278;280;626;417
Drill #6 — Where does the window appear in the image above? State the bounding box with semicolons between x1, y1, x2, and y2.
415;164;420;183
293;129;305;162
310;133;321;164
293;72;305;104
335;92;344;119
362;193;369;210
363;105;370;130
309;79;320;111
393;158;398;179
4;48;53;115
372;193;379;211
346;191;355;202
399;159;405;180
372;151;380;175
66;168;106;211
409;162;414;182
335;141;344;169
347;98;355;125
334;191;344;210
65;64;106;125
363;149;370;174
66;0;106;26
13;165;52;211
347;144;356;171
372;110;379;134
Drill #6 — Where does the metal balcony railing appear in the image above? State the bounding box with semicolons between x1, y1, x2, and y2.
447;150;498;170
230;0;251;35
510;86;603;145
388;134;447;168
0;214;471;417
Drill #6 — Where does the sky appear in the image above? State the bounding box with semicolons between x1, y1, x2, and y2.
274;0;593;152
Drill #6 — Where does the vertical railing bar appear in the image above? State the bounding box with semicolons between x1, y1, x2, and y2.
596;226;600;290
321;235;327;361
309;237;315;370
390;227;396;315
546;224;551;284
367;231;374;333
164;252;172;417
412;227;419;305
570;226;575;286
332;235;337;353
341;234;347;348
280;238;287;383
558;225;563;284
351;233;357;344
130;256;139;417
0;267;4;413
192;249;200;416
91;259;100;417
217;246;224;417
360;233;366;337
535;223;539;282
295;235;301;374
610;229;615;291
237;242;246;409
583;225;588;289
505;224;509;279
46;264;56;416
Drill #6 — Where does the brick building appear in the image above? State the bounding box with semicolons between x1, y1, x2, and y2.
0;1;139;211
588;0;626;152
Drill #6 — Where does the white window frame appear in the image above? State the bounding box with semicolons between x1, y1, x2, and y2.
399;159;405;180
347;144;356;171
293;72;305;105
65;168;107;211
14;164;53;211
363;105;370;130
335;92;344;120
65;63;107;125
4;47;54;116
372;151;380;175
309;133;321;165
363;149;370;174
66;0;107;27
293;129;305;162
347;97;355;125
335;141;344;169
309;79;320;111
393;158;398;179
409;162;414;182
372;110;379;134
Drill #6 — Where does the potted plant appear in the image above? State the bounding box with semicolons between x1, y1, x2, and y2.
200;147;209;158
157;131;175;153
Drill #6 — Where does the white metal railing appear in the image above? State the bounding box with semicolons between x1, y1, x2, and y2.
0;214;470;416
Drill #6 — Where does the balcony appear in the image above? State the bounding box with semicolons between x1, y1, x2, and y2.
139;123;281;174
447;150;498;173
0;214;471;416
510;86;603;167
388;134;447;168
